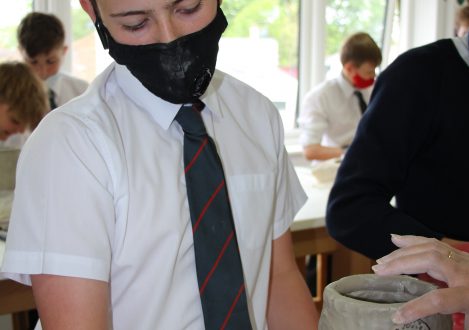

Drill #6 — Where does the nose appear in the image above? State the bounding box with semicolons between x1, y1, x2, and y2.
157;19;179;43
35;64;48;80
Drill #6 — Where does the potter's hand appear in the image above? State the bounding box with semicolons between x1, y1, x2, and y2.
372;234;469;324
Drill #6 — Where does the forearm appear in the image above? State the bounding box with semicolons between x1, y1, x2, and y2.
303;144;342;161
267;231;319;329
267;268;319;330
32;274;110;330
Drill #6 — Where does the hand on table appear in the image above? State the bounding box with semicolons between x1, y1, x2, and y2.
372;234;469;324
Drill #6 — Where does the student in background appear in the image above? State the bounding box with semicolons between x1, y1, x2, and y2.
298;32;382;161
0;61;48;146
17;12;88;110
455;5;469;37
1;0;319;329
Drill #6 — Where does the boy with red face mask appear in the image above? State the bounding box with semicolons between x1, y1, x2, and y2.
298;32;382;161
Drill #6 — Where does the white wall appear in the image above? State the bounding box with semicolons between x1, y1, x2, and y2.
400;0;459;50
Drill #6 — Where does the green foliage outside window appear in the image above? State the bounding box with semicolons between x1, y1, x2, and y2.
326;0;386;56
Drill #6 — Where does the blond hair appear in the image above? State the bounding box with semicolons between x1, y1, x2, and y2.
0;61;48;129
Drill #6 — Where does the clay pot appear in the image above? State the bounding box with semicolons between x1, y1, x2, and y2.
319;274;452;330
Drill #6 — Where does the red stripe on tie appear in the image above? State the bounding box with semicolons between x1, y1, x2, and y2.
199;230;234;295
185;137;208;173
220;283;246;330
192;180;225;233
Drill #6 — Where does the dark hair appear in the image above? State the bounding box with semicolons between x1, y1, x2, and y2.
340;32;382;67
17;12;65;58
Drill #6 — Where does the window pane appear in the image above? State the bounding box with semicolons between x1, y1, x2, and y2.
325;0;387;79
218;0;300;130
71;0;111;82
0;1;33;62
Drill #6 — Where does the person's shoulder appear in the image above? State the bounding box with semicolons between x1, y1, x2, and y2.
54;65;115;119
303;77;340;103
388;39;455;71
211;70;274;107
209;70;281;124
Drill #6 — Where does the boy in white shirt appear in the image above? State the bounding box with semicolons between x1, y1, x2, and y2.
2;1;319;329
298;32;382;161
17;12;89;110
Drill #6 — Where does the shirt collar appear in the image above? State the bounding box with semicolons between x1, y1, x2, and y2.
338;72;356;97
452;35;469;67
114;64;222;129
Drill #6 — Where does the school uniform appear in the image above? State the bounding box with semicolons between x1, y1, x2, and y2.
298;73;372;149
1;63;306;329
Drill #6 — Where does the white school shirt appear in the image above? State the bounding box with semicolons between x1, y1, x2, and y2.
1;63;306;330
46;71;89;107
298;73;372;148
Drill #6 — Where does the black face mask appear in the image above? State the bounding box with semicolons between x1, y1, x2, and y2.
93;6;228;104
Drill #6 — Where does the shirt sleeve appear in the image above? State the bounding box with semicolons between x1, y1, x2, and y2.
273;145;307;239
1;111;115;285
272;102;307;239
298;88;329;147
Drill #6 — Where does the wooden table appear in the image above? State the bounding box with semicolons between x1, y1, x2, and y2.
291;167;374;310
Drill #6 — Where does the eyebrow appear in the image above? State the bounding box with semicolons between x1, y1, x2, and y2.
109;0;187;18
109;10;153;18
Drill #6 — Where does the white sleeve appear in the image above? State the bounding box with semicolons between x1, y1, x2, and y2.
2;111;115;285
272;104;307;239
298;88;329;147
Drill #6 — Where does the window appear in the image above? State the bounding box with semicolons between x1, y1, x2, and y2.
217;0;300;130
70;0;111;82
324;0;388;79
0;1;33;62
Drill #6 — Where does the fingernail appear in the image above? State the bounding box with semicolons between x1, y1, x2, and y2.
371;264;384;272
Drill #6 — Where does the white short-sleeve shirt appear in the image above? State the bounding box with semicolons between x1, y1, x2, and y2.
1;63;306;330
298;73;372;148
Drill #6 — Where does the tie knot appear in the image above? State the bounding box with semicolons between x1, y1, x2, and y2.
353;90;363;98
175;101;207;136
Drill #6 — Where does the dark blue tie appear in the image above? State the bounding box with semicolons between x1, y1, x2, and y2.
175;102;252;330
354;90;367;114
48;89;57;110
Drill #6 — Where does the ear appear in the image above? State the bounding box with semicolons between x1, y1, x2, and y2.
62;45;69;56
79;0;97;22
342;62;357;83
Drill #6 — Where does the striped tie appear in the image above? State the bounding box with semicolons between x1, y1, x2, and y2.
175;102;252;330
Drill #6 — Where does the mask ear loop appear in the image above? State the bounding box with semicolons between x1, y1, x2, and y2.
90;0;109;49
